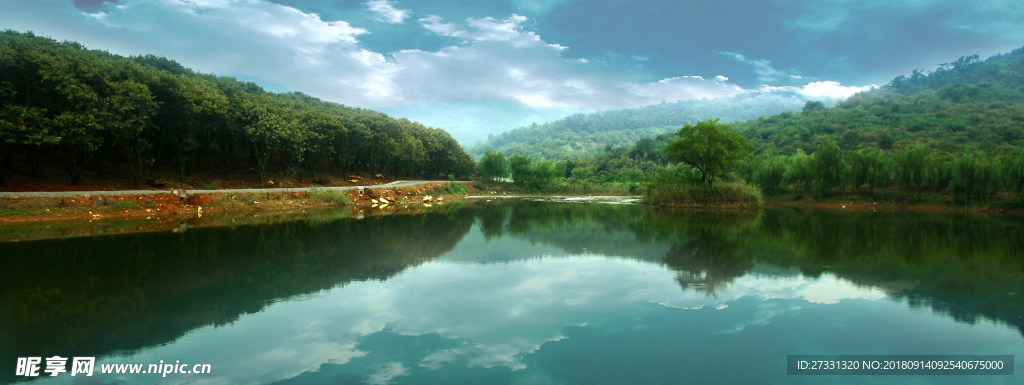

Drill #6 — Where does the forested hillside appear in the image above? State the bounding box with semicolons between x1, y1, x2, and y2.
734;50;1024;155
469;92;834;160
735;47;1024;203
475;46;1024;206
0;30;475;188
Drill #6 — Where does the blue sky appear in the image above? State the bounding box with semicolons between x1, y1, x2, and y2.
3;0;1023;142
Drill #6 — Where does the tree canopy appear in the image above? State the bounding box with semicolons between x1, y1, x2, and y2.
664;119;754;188
0;30;475;187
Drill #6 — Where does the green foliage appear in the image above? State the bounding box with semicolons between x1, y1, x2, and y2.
664;119;754;188
305;187;351;205
1010;151;1024;204
438;181;469;196
733;47;1024;157
470;93;828;160
782;149;812;191
514;157;566;191
751;153;786;197
948;151;1001;205
508;153;531;185
477;148;507;182
644;180;762;207
104;201;143;211
0;30;475;187
847;147;892;193
809;139;848;200
895;143;944;194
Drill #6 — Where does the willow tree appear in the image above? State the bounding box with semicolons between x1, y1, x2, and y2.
664;118;754;188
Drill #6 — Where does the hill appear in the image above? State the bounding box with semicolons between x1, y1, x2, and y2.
0;30;475;189
733;49;1024;155
469;92;838;160
473;46;1024;206
376;98;591;146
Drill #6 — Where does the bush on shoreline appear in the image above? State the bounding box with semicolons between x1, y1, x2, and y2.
643;180;763;208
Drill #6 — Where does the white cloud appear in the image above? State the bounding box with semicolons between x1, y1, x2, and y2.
760;81;877;99
419;15;466;37
79;254;901;384
716;51;790;83
0;0;875;113
467;14;541;46
366;0;410;24
367;362;410;385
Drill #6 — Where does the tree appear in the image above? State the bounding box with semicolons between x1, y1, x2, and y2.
809;139;848;200
508;153;531;185
751;153;786;197
895;142;941;195
664;118;754;188
478;148;507;182
949;150;1000;205
1009;150;1024;205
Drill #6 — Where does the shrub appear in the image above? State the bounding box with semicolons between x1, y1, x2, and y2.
439;181;469;196
644;180;762;207
306;187;350;205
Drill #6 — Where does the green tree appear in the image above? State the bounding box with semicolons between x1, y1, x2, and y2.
949;150;1000;205
664;118;754;188
848;147;892;194
1009;150;1024;205
783;149;812;191
478;148;507;182
896;143;941;195
508;153;532;185
809;139;848;200
751;153;786;197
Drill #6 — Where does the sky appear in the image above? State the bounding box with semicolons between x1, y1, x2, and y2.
2;0;1024;143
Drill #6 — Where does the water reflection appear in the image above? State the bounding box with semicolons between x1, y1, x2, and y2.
1;200;1022;384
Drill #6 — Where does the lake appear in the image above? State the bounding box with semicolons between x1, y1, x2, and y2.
1;198;1022;384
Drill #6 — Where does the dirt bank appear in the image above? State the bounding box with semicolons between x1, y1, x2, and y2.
0;182;470;226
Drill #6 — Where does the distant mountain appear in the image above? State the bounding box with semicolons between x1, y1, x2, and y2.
470;92;838;160
376;98;591;146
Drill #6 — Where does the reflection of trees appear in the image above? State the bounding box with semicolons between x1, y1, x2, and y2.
469;201;660;259
470;200;1024;338
725;208;1024;336
647;210;762;295
0;210;474;383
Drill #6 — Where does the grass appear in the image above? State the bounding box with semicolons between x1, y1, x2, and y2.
305;187;351;205
437;181;469;196
104;201;143;211
644;181;763;208
0;208;51;217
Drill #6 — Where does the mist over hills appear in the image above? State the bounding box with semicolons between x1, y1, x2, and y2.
468;92;840;160
376;99;592;146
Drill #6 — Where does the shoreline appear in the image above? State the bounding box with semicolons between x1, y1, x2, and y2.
3;188;1020;229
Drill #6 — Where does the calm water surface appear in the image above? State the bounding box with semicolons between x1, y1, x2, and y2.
1;199;1022;384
